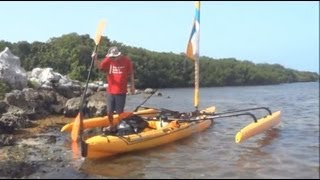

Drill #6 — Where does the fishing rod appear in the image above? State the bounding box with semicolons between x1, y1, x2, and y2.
133;89;158;112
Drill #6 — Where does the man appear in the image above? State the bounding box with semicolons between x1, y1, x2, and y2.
92;46;135;132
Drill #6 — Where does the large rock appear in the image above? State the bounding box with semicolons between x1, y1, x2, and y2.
28;67;65;88
28;67;83;98
0;47;28;90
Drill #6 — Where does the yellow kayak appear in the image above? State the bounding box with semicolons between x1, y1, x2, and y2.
70;106;216;159
83;118;213;159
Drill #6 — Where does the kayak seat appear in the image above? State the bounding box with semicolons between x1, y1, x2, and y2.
146;120;180;130
167;120;180;128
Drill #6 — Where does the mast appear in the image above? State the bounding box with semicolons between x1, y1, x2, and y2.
186;1;200;112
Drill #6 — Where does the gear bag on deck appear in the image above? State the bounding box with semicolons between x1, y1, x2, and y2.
116;115;148;136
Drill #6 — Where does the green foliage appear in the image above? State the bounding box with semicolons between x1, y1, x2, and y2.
0;80;11;100
0;33;318;89
27;80;40;89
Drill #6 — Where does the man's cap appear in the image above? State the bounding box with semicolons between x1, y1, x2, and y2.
106;46;121;58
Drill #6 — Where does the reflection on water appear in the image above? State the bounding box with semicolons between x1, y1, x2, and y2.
81;155;147;178
77;128;284;179
71;141;81;160
79;134;205;178
79;132;214;178
236;128;281;171
68;82;318;179
256;128;281;148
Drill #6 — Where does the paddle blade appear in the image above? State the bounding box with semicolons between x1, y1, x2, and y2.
133;108;160;117
119;112;134;120
71;113;81;142
111;112;134;127
94;19;106;45
71;141;81;159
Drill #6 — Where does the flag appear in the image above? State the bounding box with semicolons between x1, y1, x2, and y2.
186;1;200;61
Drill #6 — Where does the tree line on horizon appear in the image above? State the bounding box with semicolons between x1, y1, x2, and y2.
0;32;318;91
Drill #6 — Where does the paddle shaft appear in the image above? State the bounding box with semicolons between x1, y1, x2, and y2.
79;45;99;134
71;46;98;142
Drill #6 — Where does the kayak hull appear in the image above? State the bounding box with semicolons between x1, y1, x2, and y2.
84;119;213;159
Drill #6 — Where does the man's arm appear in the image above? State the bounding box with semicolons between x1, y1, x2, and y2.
128;61;135;94
129;71;135;94
92;52;101;69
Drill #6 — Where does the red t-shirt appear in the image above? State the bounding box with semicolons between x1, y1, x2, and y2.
99;55;133;94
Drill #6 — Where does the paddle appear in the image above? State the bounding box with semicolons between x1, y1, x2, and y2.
71;19;106;142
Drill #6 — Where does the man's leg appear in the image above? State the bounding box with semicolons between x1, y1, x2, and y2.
114;94;127;114
107;94;116;131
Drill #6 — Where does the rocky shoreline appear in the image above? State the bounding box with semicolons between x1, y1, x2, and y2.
0;91;159;179
0;114;113;179
0;116;80;178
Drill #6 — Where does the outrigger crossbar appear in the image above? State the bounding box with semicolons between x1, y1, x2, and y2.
185;112;258;123
140;106;273;124
202;107;272;116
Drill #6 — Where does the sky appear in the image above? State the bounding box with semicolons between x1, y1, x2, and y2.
0;1;319;73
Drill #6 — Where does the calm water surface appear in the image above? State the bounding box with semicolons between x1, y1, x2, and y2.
64;82;320;178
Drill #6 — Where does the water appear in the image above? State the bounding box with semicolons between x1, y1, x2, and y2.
45;82;320;178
